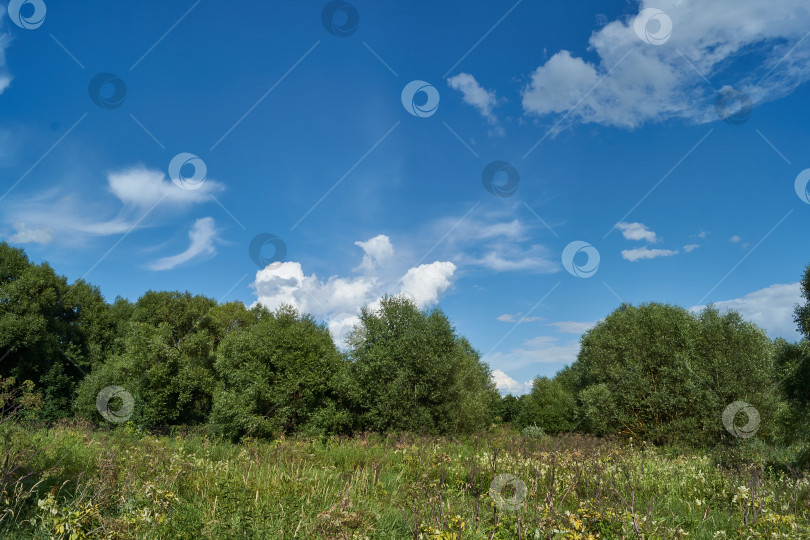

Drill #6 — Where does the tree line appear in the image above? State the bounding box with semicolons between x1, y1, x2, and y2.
2;241;809;448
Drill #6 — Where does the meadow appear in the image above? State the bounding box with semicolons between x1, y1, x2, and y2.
2;421;809;539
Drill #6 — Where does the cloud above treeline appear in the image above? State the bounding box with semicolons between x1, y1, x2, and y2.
251;235;457;345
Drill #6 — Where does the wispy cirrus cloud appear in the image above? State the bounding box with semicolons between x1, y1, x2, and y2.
0;6;11;95
548;320;599;334
691;282;802;340
497;313;544;323
1;166;223;246
148;217;220;271
434;207;559;274
447;73;503;133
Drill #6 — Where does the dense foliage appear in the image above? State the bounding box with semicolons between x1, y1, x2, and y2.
1;241;809;451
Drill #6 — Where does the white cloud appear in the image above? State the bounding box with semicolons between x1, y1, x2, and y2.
1;167;223;245
683;244;700;252
0;23;10;95
621;246;678;261
485;335;581;371
251;235;456;345
108;167;221;209
691;282;802;340
616;222;657;242
497;313;544;323
401;262;457;307
730;235;742;243
465;246;559;272
354;234;393;273
433;207;559;274
447;73;500;126
6;222;53;244
491;369;533;396
522;0;810;130
548;320;598;334
148;217;219;271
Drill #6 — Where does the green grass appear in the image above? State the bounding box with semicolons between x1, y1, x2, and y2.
1;421;809;539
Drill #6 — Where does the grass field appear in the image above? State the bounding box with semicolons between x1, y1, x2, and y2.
2;422;809;539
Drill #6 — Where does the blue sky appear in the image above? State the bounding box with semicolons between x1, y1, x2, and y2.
1;0;809;394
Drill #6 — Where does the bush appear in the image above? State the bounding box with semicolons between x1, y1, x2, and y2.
521;424;546;439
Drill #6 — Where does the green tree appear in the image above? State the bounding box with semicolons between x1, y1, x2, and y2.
74;291;228;426
209;305;348;440
795;263;810;340
494;394;520;423
0;243;113;419
516;376;576;433
345;296;497;434
573;302;775;445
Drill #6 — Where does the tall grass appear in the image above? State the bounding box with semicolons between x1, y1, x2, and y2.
1;421;808;538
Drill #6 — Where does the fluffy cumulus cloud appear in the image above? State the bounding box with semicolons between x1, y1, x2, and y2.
251;235;457;345
148;217;219;271
622;246;678;262
617;222;657;242
491;369;533;396
1;167;223;245
354;235;393;273
401;262;456;308
522;0;810;129
691;282;802;340
447;73;501;129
